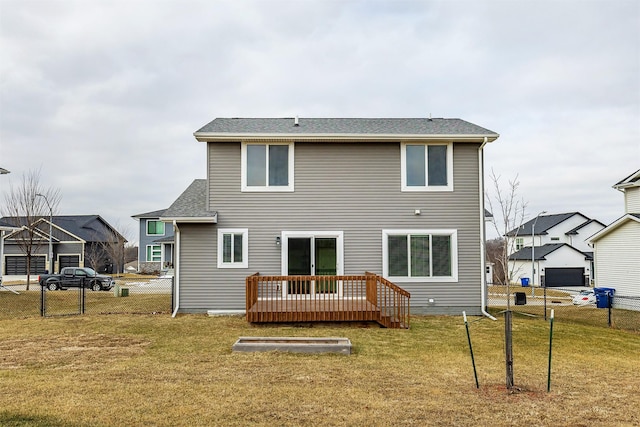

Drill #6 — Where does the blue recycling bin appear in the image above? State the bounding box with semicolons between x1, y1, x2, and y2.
594;287;615;309
520;278;530;287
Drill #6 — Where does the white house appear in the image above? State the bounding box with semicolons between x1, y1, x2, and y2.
506;212;605;287
589;169;640;310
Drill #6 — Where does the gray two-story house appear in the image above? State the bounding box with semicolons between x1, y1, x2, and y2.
162;117;499;323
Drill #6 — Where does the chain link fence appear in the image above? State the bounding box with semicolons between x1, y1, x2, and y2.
487;285;640;332
0;275;173;319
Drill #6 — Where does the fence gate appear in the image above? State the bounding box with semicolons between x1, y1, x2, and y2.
40;285;86;317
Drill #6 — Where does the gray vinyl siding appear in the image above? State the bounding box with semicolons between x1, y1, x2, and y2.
177;141;483;314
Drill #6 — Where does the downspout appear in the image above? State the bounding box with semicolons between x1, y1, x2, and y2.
171;220;181;318
479;137;497;320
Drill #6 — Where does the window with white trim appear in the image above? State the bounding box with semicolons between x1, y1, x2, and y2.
217;229;248;268
147;220;165;236
146;245;161;262
515;237;524;250
401;142;453;191
382;230;458;282
241;142;294;192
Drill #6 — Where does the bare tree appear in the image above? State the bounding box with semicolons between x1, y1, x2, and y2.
485;169;528;390
124;244;138;265
1;169;61;290
485;170;528;290
100;221;130;276
84;238;105;273
485;238;506;285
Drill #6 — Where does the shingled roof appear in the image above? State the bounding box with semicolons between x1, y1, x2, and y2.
161;179;217;222
132;209;168;219
508;243;592;261
1;215;125;242
506;212;589;236
194;117;499;142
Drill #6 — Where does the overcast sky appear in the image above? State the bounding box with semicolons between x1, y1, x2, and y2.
1;0;638;243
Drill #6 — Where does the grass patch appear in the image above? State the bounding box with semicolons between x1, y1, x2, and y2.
1;314;639;426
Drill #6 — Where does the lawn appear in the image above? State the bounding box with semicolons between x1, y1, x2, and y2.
0;314;639;426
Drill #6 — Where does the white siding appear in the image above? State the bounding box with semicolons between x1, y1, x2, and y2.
541;214;589;245
624;187;640;214
570;221;604;253
509;246;590;286
593;220;640;298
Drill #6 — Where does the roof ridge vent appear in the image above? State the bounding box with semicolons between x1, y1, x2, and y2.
294;116;299;126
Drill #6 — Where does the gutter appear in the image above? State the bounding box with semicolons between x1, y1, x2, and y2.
194;133;499;143
479;137;497;321
171;220;181;318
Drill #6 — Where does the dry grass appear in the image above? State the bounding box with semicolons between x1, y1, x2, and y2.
0;290;170;319
0;314;639;426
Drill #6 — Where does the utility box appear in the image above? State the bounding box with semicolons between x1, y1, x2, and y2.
514;292;527;305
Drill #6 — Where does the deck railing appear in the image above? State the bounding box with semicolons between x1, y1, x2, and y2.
245;273;410;328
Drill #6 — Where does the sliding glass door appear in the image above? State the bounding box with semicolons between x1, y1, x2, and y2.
283;232;342;297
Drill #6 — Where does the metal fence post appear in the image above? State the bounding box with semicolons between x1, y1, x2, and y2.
81;283;86;314
608;293;612;327
40;283;46;317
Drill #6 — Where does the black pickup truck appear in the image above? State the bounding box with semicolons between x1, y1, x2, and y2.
38;267;116;291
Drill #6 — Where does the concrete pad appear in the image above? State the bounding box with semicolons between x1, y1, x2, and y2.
232;336;351;355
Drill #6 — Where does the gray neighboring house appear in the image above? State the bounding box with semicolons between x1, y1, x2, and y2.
132;209;175;273
1;215;126;275
0;219;20;282
162;117;499;315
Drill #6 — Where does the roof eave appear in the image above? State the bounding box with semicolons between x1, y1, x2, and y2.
160;216;218;224
194;132;500;143
588;214;640;242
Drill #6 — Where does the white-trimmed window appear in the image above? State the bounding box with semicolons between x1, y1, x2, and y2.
146;245;161;262
147;220;165;236
241;142;294;192
515;237;524;250
382;229;458;282
218;229;248;268
401;142;453;191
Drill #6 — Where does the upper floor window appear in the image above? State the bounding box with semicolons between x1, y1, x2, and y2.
147;220;165;236
401;142;453;191
382;229;458;282
516;237;524;250
241;142;294;192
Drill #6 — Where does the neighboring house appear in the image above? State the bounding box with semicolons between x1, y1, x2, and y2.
589;169;640;309
132;209;175;274
162;117;499;316
0;219;20;282
0;215;126;275
506;212;605;287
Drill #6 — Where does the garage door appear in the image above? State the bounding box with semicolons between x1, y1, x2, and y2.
4;256;46;275
544;268;585;287
59;255;80;269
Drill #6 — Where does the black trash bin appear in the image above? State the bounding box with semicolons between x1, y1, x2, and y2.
514;292;527;305
594;288;615;309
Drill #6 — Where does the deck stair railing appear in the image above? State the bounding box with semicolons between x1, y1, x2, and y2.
245;272;410;329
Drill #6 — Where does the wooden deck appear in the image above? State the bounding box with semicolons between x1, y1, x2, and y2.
246;273;410;328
